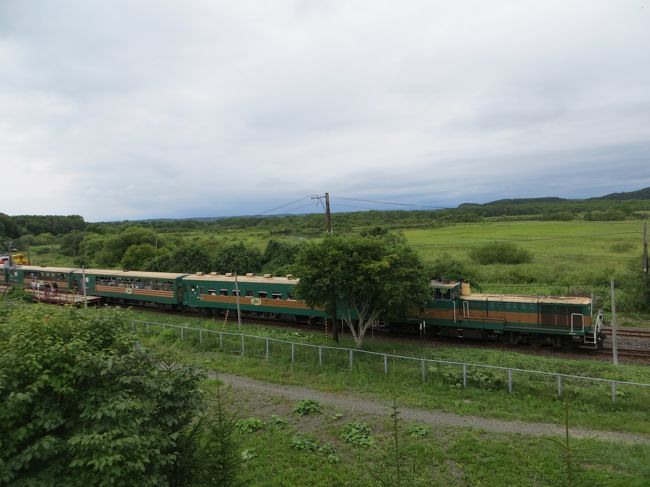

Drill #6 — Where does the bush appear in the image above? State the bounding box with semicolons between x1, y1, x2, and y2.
469;242;532;265
293;399;323;416
340;422;376;448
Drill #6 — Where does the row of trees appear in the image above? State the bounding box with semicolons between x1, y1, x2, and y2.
0;214;86;239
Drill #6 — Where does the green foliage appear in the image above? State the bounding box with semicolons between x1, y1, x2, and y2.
469;242;532;265
145;245;211;273
290;435;320;452
429;364;507;390
0;306;207;486
296;233;429;345
427;252;476;281
267;414;288;428
406;424;431;438
290;436;340;464
235;418;265;434
293;399;323;416
212;242;263;274
10;214;85;236
94;226;158;266
545;403;594;487
340;422;376;448
187;382;245;487
121;243;160;270
261;239;300;275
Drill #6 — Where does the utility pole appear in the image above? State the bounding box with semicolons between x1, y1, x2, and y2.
643;222;648;308
234;273;242;329
611;278;618;366
311;192;338;341
311;193;333;235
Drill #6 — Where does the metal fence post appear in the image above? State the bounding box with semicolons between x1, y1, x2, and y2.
291;342;295;363
557;375;563;399
219;332;223;349
383;354;388;375
180;327;184;341
507;369;513;394
131;320;135;333
319;346;323;366
349;349;353;370
241;335;245;356
463;364;467;388
611;382;617;402
265;338;269;359
199;329;203;344
421;359;426;382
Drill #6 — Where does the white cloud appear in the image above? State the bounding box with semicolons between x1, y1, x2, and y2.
1;0;649;220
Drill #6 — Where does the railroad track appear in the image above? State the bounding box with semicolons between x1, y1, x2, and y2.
602;327;650;339
598;348;650;360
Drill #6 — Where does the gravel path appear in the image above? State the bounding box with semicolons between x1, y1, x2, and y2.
210;372;650;445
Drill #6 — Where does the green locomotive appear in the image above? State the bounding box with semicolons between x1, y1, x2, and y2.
406;280;602;347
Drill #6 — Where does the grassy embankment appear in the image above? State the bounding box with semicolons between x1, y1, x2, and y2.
130;306;650;486
127;308;650;435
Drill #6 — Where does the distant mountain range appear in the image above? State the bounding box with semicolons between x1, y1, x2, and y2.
463;186;650;207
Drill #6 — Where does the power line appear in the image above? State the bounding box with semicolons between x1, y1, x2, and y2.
254;196;312;216
332;196;450;209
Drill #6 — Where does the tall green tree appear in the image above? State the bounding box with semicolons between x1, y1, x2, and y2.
0;306;205;486
213;243;263;274
296;234;429;346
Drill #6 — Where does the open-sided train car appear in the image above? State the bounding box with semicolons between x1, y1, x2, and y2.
9;265;78;292
182;272;328;321
408;280;603;347
72;269;188;308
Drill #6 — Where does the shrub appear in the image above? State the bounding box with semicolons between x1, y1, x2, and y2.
234;418;264;433
469;242;532;265
340;422;376;448
293;399;323;416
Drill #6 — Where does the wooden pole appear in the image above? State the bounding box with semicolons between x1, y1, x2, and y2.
611;279;618;366
235;273;242;329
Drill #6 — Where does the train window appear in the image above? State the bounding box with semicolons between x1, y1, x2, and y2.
272;293;282;300
433;289;443;300
258;291;267;298
232;289;240;296
208;289;216;295
245;289;253;297
220;289;228;296
287;293;295;300
199;287;206;295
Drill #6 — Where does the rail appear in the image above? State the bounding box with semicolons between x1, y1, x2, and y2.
131;319;650;403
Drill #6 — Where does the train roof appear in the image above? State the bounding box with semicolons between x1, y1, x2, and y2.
75;269;188;280
430;280;461;289
464;293;592;305
17;265;79;273
183;273;299;285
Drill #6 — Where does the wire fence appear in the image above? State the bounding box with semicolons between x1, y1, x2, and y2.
131;319;650;403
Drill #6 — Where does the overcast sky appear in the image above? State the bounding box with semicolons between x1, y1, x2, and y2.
1;1;649;221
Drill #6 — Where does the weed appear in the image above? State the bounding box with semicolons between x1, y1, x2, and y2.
406;424;431;438
235;418;265;434
293;399;323;416
291;435;320;452
340;422;376;448
267;414;288;428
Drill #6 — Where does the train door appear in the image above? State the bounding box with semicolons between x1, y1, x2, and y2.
540;304;569;328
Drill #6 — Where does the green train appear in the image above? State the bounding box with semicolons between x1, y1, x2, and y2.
2;266;603;348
